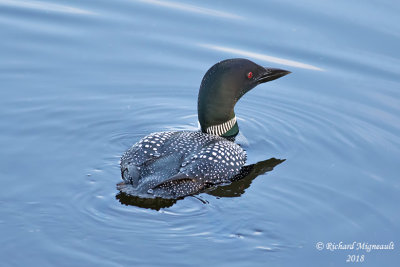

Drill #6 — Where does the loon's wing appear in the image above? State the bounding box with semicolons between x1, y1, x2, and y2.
152;173;196;189
173;138;247;184
121;131;181;185
150;173;210;198
121;131;178;167
147;138;247;198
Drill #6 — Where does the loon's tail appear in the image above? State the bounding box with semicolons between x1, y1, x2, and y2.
121;164;140;186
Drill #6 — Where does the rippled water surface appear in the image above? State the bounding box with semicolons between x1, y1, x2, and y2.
1;0;399;266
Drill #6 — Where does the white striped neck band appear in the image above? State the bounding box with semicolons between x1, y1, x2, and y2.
205;116;237;136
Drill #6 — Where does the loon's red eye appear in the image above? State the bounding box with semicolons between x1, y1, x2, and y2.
247;72;253;79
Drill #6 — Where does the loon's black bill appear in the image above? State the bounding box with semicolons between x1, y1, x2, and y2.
257;68;291;84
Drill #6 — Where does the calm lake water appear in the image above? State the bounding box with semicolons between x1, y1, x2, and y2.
1;0;399;266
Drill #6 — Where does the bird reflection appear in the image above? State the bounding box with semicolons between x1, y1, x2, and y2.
116;157;285;210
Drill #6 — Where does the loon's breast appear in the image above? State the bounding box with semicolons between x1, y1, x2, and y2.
119;131;246;199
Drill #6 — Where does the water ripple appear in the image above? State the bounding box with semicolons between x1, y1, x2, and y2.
0;0;95;15
200;43;323;71
134;0;242;20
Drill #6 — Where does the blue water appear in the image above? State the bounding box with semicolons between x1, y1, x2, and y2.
1;0;399;266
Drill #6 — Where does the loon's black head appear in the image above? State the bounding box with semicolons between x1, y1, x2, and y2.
198;58;290;137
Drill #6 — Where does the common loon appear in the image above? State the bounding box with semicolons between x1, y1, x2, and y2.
119;58;290;199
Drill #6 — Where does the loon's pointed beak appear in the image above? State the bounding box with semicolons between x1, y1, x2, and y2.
257;68;291;84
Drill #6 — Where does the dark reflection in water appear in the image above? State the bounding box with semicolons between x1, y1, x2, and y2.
116;191;178;210
208;157;285;198
116;157;284;209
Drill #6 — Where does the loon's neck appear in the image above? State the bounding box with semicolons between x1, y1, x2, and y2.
197;60;244;138
205;116;238;137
